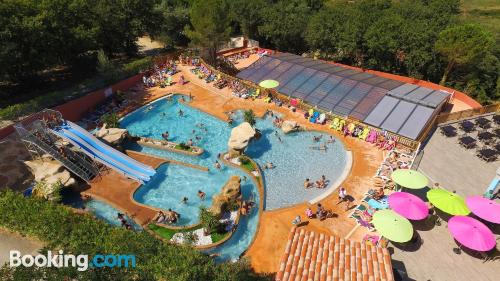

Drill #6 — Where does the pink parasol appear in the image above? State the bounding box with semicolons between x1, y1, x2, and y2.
388;192;428;220
465;196;500;224
448;216;496;251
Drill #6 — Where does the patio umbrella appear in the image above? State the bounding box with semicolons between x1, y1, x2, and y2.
391;169;428;189
259;79;279;89
448;216;496;251
372;209;413;243
427;189;470;216
466;196;500;224
388;192;428;220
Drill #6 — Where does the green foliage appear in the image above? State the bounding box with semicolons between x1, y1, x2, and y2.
100;112;120;128
31;180;63;202
435;24;495;84
243;109;256;126
199;207;221;234
0;56;148;121
97;50;119;82
185;0;232;63
258;0;316;54
0;190;270;281
0;0;157;82
150;0;190;49
175;142;191;151
211;231;229;243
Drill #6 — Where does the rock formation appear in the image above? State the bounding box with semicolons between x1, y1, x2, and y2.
209;176;241;216
281;120;301;134
227;122;256;157
95;124;128;146
24;159;76;187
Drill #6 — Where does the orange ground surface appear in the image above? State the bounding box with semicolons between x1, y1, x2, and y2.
92;64;385;274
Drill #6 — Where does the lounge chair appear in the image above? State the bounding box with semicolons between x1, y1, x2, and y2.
359;127;370;140
317;113;326;124
330;118;340;130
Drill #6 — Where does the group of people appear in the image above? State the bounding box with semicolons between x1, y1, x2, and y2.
294;203;334;225
304;175;328;189
154;209;180;224
117;213;134;230
142;59;177;88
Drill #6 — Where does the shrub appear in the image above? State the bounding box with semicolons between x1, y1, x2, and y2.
0;190;270;281
100;112;120;128
175;142;192;151
243;109;256;126
199;207;222;234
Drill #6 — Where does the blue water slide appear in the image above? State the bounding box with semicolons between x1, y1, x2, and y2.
51;128;150;183
64;121;156;176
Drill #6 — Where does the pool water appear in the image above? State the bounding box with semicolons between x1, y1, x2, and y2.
121;96;348;210
120;95;348;261
62;190;142;231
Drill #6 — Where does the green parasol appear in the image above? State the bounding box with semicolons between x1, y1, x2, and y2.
391;169;428;189
372;209;413;243
427;189;470;216
259;79;279;89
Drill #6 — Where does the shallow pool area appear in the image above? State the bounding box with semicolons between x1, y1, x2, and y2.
62;190;142;230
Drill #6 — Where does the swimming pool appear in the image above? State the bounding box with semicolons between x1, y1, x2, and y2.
121;96;348;210
120;95;348;261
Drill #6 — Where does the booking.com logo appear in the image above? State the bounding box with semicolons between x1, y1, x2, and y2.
10;250;136;271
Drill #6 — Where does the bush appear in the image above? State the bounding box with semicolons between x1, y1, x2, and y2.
0;190;270;281
175;142;191;151
199;207;222;234
243;109;256;126
100;112;120;128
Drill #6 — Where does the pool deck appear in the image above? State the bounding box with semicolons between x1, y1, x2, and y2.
110;64;386;273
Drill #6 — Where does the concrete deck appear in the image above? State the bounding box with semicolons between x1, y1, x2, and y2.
417;128;497;197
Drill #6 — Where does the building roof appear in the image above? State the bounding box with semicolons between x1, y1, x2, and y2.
276;227;394;281
236;53;450;140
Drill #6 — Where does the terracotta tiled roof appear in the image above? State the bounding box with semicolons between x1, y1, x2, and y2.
276;227;394;281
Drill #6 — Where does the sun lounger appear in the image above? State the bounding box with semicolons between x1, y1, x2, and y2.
475;117;491;129
330;118;339;130
317;113;326;124
367;198;389;209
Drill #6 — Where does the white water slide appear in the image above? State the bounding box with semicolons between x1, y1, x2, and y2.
51;121;155;183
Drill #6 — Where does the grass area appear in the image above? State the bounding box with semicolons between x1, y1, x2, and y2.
148;224;198;240
211;231;230;243
461;0;500;41
239;156;257;172
175;143;194;151
148;224;230;244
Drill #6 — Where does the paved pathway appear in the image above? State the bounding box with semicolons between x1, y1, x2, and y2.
0;229;42;266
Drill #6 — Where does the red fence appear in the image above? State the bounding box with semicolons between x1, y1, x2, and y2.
0;74;142;139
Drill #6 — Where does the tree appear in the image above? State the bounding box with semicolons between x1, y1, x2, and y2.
199;207;221;234
243;109;256;127
228;0;266;40
150;0;190;49
435;24;495;85
258;0;314;54
185;0;231;63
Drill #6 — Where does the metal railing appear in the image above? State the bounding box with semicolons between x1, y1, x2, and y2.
14;110;100;183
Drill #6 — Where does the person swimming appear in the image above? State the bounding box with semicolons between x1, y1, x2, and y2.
178;109;184;116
